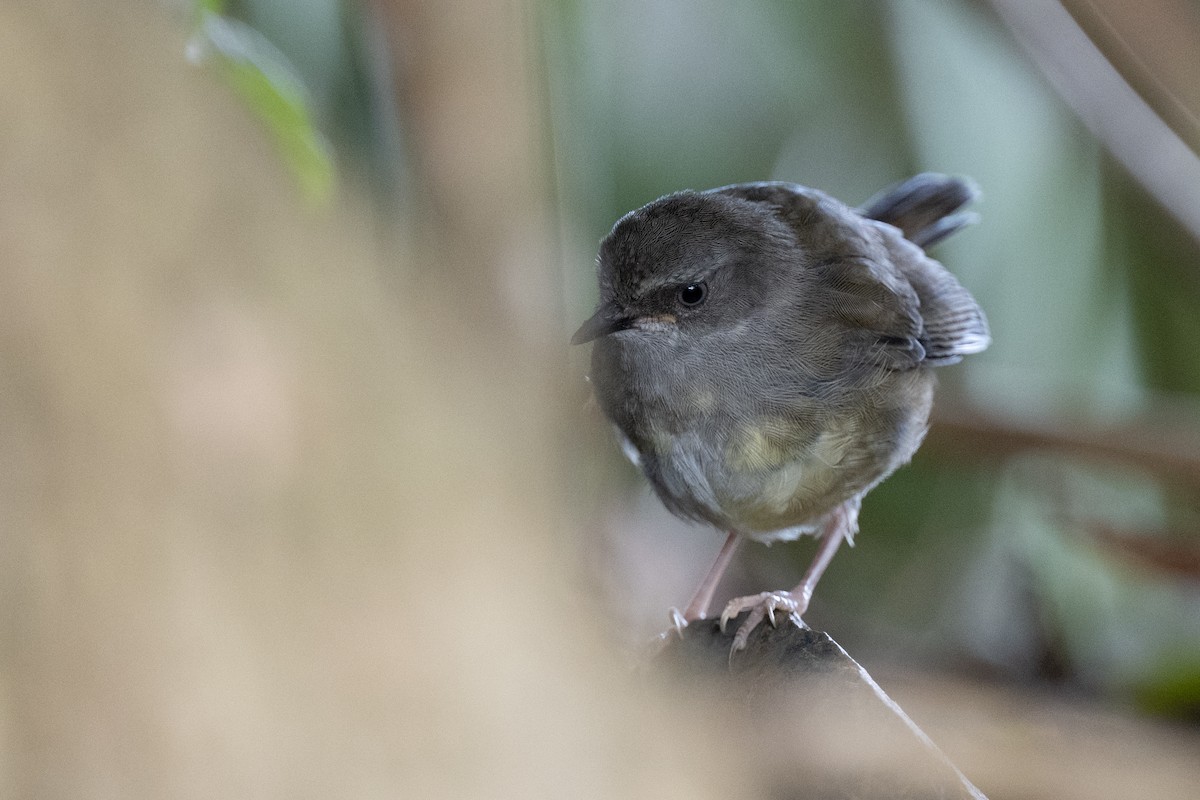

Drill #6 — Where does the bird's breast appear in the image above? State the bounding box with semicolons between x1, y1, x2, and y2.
591;330;935;537
647;373;934;538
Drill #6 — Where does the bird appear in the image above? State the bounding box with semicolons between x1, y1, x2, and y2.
572;173;990;651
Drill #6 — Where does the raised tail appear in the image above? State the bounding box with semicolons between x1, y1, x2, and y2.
860;173;980;250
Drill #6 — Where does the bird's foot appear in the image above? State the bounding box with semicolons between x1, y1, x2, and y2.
645;607;695;658
667;607;690;638
719;590;810;652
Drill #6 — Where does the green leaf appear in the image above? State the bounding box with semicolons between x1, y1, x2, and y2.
191;11;335;204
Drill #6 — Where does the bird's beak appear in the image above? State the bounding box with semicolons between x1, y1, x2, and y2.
571;305;632;345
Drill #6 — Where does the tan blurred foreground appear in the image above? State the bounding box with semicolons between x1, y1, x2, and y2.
1;3;1198;798
0;3;730;796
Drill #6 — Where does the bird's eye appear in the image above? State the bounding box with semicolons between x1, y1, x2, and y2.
678;282;707;307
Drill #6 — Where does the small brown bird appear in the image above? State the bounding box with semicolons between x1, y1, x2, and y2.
573;174;989;650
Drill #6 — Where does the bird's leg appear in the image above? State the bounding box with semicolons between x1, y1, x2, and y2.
667;531;741;635
719;501;859;651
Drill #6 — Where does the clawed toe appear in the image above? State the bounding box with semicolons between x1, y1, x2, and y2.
668;607;689;638
719;591;808;652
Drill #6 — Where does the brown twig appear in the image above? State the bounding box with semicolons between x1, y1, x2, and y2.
926;398;1200;486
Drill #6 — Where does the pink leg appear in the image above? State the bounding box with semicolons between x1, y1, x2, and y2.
668;531;741;633
719;501;858;651
683;531;741;621
788;504;851;613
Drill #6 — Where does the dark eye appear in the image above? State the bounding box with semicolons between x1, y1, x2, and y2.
678;282;707;307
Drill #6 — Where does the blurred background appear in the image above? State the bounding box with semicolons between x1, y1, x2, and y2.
549;0;1200;716
3;0;1200;797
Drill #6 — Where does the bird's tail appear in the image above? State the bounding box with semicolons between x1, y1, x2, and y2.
860;173;980;249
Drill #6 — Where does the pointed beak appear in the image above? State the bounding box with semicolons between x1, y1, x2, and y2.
571;305;632;345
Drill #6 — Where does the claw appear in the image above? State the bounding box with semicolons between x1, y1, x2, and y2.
668;607;688;638
730;606;766;652
718;603;737;633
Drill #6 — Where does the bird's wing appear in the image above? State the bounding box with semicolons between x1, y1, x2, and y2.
711;181;929;371
856;174;991;362
878;225;991;364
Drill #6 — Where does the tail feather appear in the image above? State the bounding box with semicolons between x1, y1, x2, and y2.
860;173;980;249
